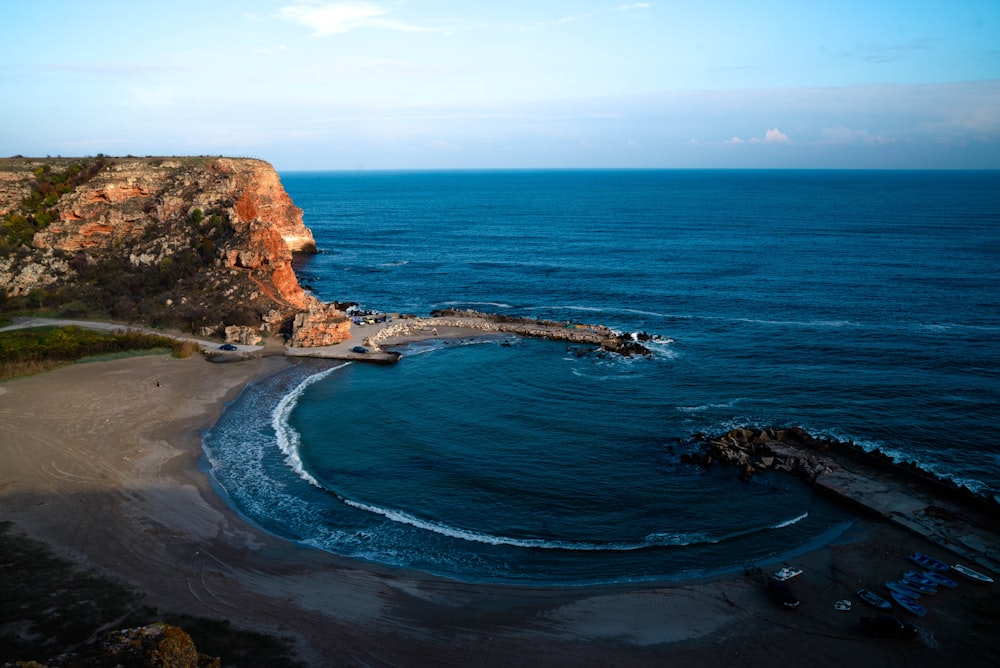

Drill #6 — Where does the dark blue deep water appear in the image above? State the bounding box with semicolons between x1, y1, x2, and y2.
204;170;1000;584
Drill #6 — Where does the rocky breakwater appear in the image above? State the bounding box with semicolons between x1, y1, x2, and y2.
0;156;350;348
682;427;1000;572
680;427;838;483
681;426;999;514
366;308;660;355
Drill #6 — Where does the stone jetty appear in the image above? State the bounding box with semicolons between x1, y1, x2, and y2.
680;426;1000;576
365;308;660;356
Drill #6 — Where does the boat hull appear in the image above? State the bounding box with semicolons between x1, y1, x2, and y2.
886;581;924;599
889;591;927;618
951;564;995;584
908;552;949;572
856;588;893;611
923;570;958;589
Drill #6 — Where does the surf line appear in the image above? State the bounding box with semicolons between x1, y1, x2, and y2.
272;362;351;488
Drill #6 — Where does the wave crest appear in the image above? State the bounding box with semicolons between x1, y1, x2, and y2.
272;363;350;488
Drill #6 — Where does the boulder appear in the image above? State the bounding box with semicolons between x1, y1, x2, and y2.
224;325;262;346
288;303;352;347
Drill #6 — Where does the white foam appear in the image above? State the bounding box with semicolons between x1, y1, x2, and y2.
434;300;514;309
676;399;742;413
271;363;351;488
337;495;714;551
772;511;809;529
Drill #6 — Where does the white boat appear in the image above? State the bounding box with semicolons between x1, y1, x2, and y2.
951;563;995;584
773;567;803;581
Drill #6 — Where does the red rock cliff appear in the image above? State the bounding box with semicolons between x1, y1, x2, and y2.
1;156;349;347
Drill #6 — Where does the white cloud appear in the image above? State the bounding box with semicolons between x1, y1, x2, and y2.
725;128;789;144
763;127;789;143
279;1;437;36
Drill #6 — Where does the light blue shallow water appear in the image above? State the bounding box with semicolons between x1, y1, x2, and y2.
204;169;1000;583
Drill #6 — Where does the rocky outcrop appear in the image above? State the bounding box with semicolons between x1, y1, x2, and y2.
5;622;219;668
680;427;836;482
1;156;349;346
288;302;352;347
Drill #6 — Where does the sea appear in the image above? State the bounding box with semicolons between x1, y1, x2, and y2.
202;169;1000;585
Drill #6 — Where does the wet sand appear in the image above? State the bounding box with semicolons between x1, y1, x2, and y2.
1;352;997;666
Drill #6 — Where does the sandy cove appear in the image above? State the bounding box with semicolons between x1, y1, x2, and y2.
1;352;998;667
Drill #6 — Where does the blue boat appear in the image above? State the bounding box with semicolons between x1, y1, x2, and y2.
889;591;927;618
856;588;893;611
908;552;949;572
885;581;924;599
900;574;937;595
901;570;936;587
923;570;958;589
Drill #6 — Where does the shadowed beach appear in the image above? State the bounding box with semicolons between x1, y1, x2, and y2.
1;348;998;666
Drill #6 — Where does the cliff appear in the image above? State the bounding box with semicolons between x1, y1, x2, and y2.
0;156;349;346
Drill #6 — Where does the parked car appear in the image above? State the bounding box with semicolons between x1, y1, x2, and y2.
351;346;368;354
767;578;800;610
860;615;918;639
219;343;238;351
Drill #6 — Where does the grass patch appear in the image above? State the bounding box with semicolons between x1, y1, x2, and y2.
0;326;200;380
0;521;303;667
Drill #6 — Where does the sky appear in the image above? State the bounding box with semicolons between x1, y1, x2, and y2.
1;1;999;170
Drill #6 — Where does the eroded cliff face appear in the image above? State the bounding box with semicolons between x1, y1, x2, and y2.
0;156;349;346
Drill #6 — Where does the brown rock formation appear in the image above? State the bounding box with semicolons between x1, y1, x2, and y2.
0;156;347;346
288;302;352;347
95;623;203;668
13;622;219;667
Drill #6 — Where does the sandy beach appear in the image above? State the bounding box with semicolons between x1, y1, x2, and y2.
1;352;997;667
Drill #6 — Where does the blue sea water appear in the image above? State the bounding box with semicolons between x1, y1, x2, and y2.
204;170;1000;584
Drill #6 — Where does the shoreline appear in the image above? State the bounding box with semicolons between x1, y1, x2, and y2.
1;354;998;666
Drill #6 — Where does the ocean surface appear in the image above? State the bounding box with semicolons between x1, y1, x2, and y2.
203;170;1000;584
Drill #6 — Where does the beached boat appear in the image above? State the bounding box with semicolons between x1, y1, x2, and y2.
773;566;803;581
856;588;893;610
908;552;949;572
899;574;937;595
885;580;924;599
951;563;995;584
901;570;936;588
889;591;927;618
923;570;958;589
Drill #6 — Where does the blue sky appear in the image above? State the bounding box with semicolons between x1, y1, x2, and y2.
1;1;998;169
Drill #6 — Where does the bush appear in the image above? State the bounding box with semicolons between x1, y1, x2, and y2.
0;326;198;380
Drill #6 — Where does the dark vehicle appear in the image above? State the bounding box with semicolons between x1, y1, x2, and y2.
860;615;918;639
219;343;238;351
767;578;799;609
351;346;369;354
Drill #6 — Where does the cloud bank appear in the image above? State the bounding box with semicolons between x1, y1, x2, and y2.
279;1;437;36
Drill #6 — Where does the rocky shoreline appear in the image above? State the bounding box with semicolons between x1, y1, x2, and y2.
679;426;1000;575
680;426;998;512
